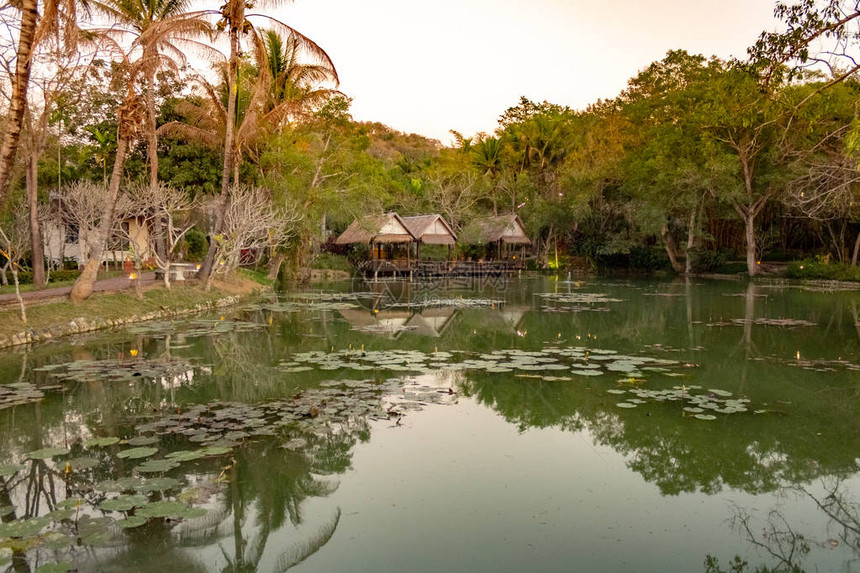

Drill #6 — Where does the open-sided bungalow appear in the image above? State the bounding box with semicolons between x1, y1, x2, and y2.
460;214;531;262
335;213;416;275
400;214;457;260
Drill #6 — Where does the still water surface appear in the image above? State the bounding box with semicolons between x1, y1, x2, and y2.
1;277;859;572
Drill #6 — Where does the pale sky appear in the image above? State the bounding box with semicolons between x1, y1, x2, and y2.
275;0;780;145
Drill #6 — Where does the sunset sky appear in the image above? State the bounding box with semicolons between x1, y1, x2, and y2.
277;0;780;144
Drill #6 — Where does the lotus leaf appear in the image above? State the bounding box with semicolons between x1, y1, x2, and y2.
136;501;187;518
0;464;25;477
117;516;148;529
135;459;180;473
117;447;158;460
27;447;69;460
83;437;119;448
134;477;181;492
99;495;148;512
127;436;159;446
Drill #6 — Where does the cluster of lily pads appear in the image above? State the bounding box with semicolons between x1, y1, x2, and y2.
0;370;452;572
607;385;759;420
0;382;46;410
33;357;196;385
390;298;504;310
534;292;623;312
280;346;690;379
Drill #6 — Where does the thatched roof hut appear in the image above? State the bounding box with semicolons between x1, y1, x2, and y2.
460;214;531;246
401;214;457;245
334;213;415;245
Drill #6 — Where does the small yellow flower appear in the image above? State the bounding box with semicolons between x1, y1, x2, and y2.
130;349;138;357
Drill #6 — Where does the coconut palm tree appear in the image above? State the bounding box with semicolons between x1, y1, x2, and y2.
197;2;337;281
0;0;84;206
86;0;214;193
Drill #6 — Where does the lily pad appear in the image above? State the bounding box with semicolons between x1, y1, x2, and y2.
165;450;206;462
178;507;208;519
694;414;717;421
27;447;69;460
99;494;149;512
135;459;180;473
126;436;159;446
0;463;26;477
117;447;158;460
198;446;232;457
116;516;148;529
616;402;637;408
82;437;120;448
136;501;187;518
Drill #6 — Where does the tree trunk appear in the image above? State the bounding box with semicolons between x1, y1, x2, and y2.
852;229;860;267
684;207;697;275
743;210;759;277
26;147;46;288
267;253;284;280
0;0;38;206
70;135;130;301
199;22;241;281
660;224;684;273
11;267;26;323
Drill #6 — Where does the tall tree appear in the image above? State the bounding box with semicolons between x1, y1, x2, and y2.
197;2;336;281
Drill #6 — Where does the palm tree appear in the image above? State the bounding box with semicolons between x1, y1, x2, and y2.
197;2;337;281
69;40;148;301
88;0;213;189
0;0;83;206
261;28;340;126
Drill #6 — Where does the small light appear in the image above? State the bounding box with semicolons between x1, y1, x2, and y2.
130;349;138;357
195;264;201;270
756;261;761;265
128;272;137;280
796;350;800;360
799;265;804;269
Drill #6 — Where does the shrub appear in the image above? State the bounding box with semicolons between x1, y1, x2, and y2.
311;253;353;272
688;248;733;273
785;259;860;281
183;228;207;260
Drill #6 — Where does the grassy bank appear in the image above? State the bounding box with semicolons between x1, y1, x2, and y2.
0;276;268;343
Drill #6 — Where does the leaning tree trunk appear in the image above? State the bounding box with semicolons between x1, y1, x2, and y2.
660;224;684;273
70;135;131;301
199;19;240;281
0;0;38;206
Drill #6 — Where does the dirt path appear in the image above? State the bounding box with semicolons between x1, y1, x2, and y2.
0;272;158;308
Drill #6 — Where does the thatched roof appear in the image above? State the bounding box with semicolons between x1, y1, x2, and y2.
334;213;416;245
460;214;531;245
401;214;457;245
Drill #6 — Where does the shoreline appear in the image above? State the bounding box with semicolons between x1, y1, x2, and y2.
0;280;270;350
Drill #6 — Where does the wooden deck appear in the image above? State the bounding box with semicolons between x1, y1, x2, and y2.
357;259;524;279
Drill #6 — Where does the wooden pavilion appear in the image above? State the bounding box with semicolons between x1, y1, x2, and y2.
460;214;531;262
400;214;457;260
335;213;416;276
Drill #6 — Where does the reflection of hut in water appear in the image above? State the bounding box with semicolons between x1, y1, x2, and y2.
405;307;456;337
338;306;457;338
334;213;416;276
400;214;457;260
338;308;413;338
460;214;530;262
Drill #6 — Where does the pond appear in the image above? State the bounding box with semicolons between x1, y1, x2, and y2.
0;276;859;573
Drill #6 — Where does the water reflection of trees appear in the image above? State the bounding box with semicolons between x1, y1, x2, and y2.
707;477;860;573
461;369;860;496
